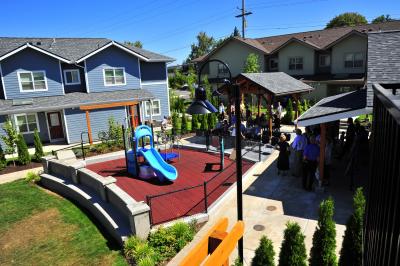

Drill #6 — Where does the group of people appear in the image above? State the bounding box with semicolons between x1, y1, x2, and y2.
275;116;369;191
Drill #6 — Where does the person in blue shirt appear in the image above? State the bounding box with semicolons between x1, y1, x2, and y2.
291;129;307;177
302;135;320;191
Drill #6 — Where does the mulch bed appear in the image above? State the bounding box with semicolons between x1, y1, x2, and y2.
0;161;42;175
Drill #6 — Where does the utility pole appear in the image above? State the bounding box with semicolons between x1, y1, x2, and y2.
235;0;252;38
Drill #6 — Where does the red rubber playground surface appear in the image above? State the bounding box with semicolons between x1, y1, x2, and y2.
87;149;253;225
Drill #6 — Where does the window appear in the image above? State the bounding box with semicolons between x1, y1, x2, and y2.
288;57;303;70
269;58;278;70
14;113;39;134
319;54;331;67
144;100;161;116
344;53;363;68
63;69;81;85
103;68;126;86
217;63;228;75
18;71;47;91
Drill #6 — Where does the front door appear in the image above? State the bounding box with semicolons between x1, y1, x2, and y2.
47;112;64;140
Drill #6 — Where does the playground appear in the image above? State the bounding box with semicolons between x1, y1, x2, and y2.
87;148;253;225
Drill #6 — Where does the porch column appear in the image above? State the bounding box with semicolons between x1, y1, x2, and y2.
257;94;261;116
129;105;135;128
85;110;93;144
319;123;327;184
149;100;153;124
267;94;273;138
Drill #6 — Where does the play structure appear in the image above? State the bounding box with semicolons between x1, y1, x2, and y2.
126;125;178;182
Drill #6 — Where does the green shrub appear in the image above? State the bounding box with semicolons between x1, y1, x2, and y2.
278;221;307;266
107;116;123;144
181;114;187;134
124;236;157;265
208;113;217;130
339;187;365;266
137;256;156;266
186;121;192;132
282;99;294;124
309;197;337;266
0;144;6;170
297;100;304;115
200;114;209;131
192;114;200;131
234;257;243;266
148;226;177;262
33;129;44;162
252;235;275;266
25;171;41;183
16;134;30;165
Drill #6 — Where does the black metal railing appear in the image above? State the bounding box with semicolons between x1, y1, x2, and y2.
145;147;255;226
364;83;400;265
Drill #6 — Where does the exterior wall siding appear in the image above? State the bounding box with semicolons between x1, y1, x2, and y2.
208;40;265;77
1;48;64;99
141;83;169;121
140;62;166;82
278;42;315;75
331;34;367;74
85;46;140;93
64;106;127;144
0;115;7;148
61;63;87;93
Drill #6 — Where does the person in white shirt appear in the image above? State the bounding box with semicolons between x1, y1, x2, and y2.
218;102;225;115
291;128;307;177
276;102;283;119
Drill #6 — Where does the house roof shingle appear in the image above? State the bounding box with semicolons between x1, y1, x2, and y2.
0;89;154;115
0;37;174;62
193;20;400;62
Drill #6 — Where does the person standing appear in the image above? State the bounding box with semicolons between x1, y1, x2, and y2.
303;136;320;191
218;102;225;115
324;137;333;185
276;134;290;175
340;117;355;158
291;129;307;177
276;102;283;119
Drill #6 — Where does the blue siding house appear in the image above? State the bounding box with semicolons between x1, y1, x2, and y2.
0;38;174;145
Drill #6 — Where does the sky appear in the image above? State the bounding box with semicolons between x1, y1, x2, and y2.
1;0;399;64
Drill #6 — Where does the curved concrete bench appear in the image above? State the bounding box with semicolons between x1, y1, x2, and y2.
41;156;151;244
40;173;130;245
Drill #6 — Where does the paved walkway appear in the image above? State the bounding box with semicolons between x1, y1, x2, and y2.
169;135;360;265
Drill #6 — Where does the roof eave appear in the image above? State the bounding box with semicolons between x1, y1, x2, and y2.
0;43;71;63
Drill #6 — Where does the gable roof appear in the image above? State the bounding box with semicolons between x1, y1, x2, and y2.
238;72;313;96
0;37;174;63
193;20;400;62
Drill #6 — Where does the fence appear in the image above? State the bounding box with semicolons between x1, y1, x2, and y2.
364;84;400;265
146;145;257;225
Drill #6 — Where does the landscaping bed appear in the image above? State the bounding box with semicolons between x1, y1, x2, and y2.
0;161;42;175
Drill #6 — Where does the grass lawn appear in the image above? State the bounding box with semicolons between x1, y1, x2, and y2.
0;180;127;266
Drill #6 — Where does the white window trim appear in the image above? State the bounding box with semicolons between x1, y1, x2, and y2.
344;52;364;69
144;99;161;116
63;69;81;85
14;113;40;134
17;70;48;92
319;54;331;67
103;67;126;87
288;56;303;70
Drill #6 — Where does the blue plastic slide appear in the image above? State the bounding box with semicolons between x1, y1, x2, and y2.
138;148;178;182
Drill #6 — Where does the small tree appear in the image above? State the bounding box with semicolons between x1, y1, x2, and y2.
339;187;366;266
309;197;337;266
282;99;294;124
252;235;275;266
1;119;18;166
244;53;261;73
326;12;367;28
181;114;187;134
107;116;123;145
278;221;307;266
0;144;7;170
16;134;30;165
200;114;209;131
33;129;44;161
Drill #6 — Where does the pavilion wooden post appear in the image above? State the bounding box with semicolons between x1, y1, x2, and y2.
257;94;262;116
319;123;327;184
267;94;273;138
85;110;93;144
293;94;299;130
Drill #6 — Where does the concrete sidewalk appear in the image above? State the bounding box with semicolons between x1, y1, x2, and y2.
168;149;349;265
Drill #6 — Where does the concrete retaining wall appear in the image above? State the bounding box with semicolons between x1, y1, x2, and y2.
41;156;151;244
